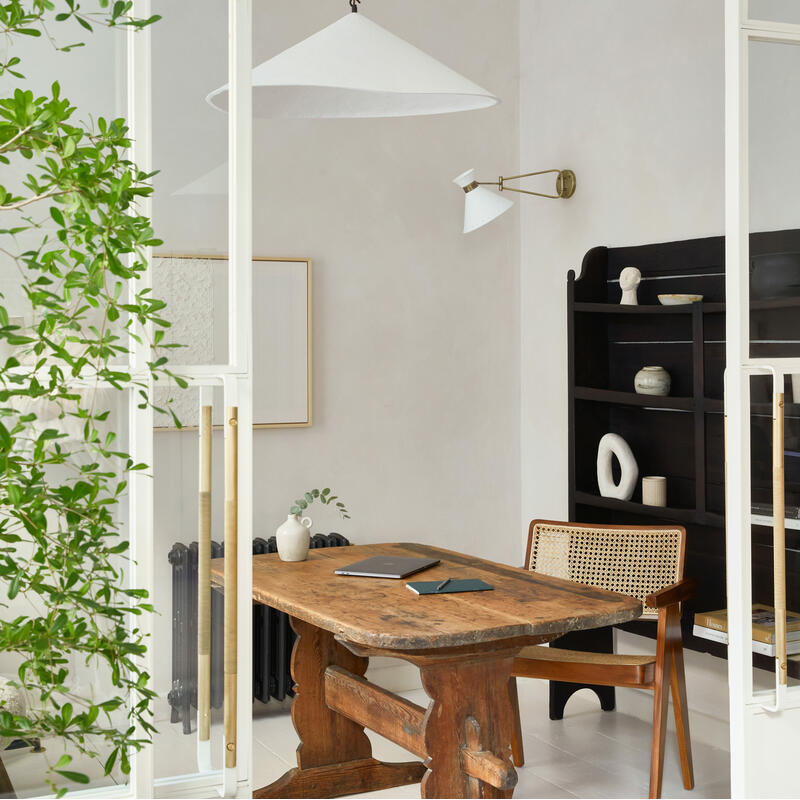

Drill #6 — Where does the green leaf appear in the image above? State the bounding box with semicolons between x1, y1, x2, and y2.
54;770;90;784
0;422;11;450
103;748;117;775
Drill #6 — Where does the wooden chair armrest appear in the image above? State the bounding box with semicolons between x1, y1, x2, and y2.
646;578;695;608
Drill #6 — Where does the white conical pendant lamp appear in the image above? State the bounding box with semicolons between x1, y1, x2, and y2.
206;8;498;119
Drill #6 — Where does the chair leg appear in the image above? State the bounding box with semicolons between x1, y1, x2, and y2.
670;643;694;790
508;676;525;767
649;605;678;800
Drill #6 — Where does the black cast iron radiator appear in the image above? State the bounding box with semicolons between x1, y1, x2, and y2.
167;533;350;734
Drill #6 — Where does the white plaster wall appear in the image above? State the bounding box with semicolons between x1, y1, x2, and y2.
519;0;730;728
150;0;521;695
519;0;725;529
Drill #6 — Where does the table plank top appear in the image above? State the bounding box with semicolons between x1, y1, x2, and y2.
210;542;642;651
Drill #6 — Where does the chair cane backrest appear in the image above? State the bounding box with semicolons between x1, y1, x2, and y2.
526;520;686;620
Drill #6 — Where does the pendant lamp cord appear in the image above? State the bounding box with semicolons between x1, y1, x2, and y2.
350;0;360;11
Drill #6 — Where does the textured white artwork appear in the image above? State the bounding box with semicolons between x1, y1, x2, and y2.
152;256;214;425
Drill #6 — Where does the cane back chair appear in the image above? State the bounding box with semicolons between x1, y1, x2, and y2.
510;520;695;799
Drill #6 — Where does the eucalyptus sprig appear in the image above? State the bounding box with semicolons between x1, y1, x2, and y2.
290;488;350;520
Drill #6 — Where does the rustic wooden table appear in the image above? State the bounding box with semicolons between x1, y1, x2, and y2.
210;542;641;799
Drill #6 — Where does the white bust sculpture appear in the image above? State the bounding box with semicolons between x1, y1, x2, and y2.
619;267;641;305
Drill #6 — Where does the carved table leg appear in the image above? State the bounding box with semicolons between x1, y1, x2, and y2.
254;618;426;799
419;652;518;799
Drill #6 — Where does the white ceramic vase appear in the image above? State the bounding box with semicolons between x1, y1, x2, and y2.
276;514;313;562
634;366;671;396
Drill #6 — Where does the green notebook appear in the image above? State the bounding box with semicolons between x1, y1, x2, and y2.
406;578;494;595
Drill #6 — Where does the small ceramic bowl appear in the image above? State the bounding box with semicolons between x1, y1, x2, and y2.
658;293;703;305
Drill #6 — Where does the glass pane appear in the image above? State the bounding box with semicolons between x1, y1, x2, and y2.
0;395;133;794
749;0;800;25
746;373;800;688
747;34;800;693
153;387;230;780
151;0;229;370
748;38;800;361
150;0;233;783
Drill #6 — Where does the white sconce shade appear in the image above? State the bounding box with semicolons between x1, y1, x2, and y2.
206;13;498;119
453;169;514;234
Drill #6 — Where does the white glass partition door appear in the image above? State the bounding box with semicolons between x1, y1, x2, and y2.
725;2;800;796
127;0;253;797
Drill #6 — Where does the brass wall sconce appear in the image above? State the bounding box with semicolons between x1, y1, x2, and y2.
453;168;577;233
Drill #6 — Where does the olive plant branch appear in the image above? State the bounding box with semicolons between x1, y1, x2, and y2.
0;189;72;211
0;124;33;152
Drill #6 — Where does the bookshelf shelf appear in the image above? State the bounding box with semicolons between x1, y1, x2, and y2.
572;297;800;315
573;301;704;315
752;515;800;531
574;387;694;411
574;491;724;527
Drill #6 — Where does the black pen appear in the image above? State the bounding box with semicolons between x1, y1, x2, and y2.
436;577;451;592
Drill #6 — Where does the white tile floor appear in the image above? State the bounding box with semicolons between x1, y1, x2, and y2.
4;677;731;799
244;678;731;799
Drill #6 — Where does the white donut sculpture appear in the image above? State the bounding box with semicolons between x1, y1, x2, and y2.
597;433;638;501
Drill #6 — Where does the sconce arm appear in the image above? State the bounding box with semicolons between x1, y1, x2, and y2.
501;168;562;182
479;168;576;199
500;186;563;199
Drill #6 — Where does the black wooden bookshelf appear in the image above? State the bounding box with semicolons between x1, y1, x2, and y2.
567;229;800;679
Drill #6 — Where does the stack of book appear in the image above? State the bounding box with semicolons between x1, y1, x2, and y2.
693;604;800;657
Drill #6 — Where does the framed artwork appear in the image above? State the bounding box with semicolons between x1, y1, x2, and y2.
152;254;312;430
